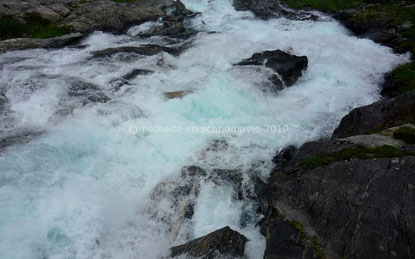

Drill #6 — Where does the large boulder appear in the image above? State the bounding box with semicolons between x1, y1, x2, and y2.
332;90;415;139
258;136;415;259
170;226;248;258
236;50;308;91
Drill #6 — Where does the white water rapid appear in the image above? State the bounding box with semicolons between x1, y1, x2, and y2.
0;0;409;258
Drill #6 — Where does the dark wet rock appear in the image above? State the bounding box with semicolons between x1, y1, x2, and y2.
261;157;415;258
0;92;7;111
332;90;415;139
233;0;285;19
142;19;186;37
122;69;153;81
0;130;43;151
272;145;297;172
233;0;319;21
381;72;403;98
68;81;110;104
181;165;207;178
109;69;153;91
259;212;314;259
149;164;252;242
332;7;408;54
90;44;182;59
236;50;308;90
140;0;199;37
170;226;248;259
259;134;415;258
0;33;83;52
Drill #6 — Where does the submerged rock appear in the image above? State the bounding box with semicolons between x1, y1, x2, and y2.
169;226;248;258
68;81;110;104
233;0;319;21
332;90;415;138
123;69;153;81
163;90;194;100
0;130;43;151
236;50;308;91
90;44;182;59
140;0;199;37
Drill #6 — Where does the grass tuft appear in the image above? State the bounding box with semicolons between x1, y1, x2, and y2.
312;236;327;259
301;145;413;170
388;63;415;94
282;0;363;12
393;125;415;144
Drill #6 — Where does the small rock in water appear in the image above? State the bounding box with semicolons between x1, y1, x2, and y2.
68;81;110;104
169;226;248;258
90;45;178;59
122;69;153;81
163;90;194;100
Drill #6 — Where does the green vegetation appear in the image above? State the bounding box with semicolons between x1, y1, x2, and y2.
301;145;414;170
393;125;415;144
0;14;72;40
290;220;307;240
115;0;137;2
354;2;415;53
312;236;327;259
283;0;415;53
388;63;415;94
282;0;363;12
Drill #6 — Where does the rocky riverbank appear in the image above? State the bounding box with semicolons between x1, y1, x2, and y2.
243;1;415;258
0;0;201;51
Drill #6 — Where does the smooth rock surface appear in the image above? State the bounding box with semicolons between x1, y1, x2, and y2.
332;90;415;138
259;138;415;259
170;226;248;258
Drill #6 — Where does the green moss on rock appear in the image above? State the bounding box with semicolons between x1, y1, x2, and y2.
393;125;415;144
388;63;415;94
301;145;414;170
0;14;72;40
312;236;327;259
282;0;363;12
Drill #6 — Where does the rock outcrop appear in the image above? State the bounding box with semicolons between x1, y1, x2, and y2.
332;90;415;139
236;50;308;91
332;6;410;54
233;0;319;21
0;32;83;52
0;0;173;35
259;90;415;258
169;226;248;258
0;0;179;51
259;135;415;258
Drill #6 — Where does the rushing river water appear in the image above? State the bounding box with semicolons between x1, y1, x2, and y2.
0;0;409;258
